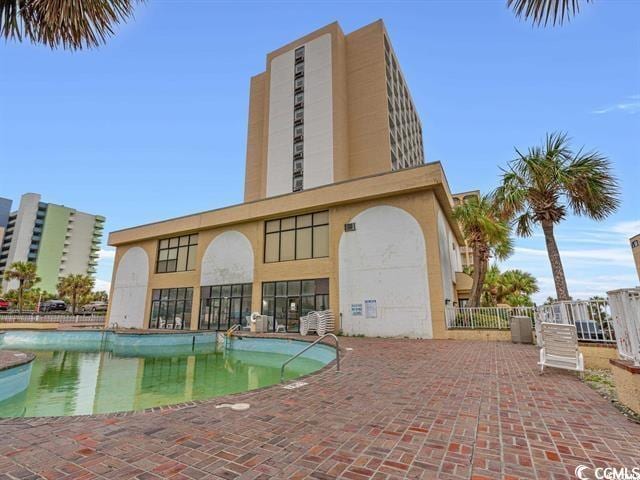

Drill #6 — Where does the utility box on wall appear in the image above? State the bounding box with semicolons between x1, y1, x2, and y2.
510;316;534;344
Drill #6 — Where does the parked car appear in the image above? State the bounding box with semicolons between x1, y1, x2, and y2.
39;300;67;312
80;301;108;313
574;320;605;341
0;298;9;311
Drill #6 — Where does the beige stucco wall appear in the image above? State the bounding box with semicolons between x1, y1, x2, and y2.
579;344;618;370
631;234;640;281
444;330;512;342
0;323;66;330
610;360;640;414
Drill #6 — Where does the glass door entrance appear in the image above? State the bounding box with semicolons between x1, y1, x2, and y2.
261;279;329;333
287;297;300;333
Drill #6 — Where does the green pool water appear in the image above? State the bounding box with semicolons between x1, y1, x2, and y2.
0;333;331;417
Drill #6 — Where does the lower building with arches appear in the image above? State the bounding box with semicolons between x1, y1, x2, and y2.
107;163;471;339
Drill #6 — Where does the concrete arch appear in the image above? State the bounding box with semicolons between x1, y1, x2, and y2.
201;231;254;286
339;205;432;338
109;247;149;329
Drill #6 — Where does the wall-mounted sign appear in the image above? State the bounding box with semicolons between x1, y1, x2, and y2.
364;299;377;318
351;304;363;316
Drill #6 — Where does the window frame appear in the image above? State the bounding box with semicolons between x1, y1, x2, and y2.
260;278;329;333
156;234;198;274
263;211;329;263
149;287;193;330
199;283;252;331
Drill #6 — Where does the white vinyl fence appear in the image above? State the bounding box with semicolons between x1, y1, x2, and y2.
445;306;535;330
607;288;640;366
0;313;106;324
447;297;619;347
535;298;614;344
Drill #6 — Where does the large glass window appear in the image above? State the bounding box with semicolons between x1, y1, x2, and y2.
199;283;252;331
264;211;329;263
149;288;193;330
156;234;198;273
261;278;329;333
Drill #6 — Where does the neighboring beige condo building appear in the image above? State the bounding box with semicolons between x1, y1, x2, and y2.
107;20;474;338
631;234;640;281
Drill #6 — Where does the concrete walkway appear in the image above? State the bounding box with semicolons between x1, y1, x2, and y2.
1;338;639;479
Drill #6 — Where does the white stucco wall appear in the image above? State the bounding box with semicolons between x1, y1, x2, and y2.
266;49;295;197
437;206;457;304
303;33;333;190
339;206;432;338
109;247;149;329
3;193;39;291
200;231;254;286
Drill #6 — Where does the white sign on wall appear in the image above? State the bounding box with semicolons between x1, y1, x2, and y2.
364;299;377;318
351;304;363;316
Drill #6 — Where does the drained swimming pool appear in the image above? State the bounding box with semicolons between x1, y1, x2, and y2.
0;331;335;417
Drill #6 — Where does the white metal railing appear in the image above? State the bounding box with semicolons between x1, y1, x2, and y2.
534;299;614;345
0;313;105;324
607;288;640;366
445;306;535;330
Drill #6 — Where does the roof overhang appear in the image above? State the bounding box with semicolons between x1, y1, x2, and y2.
109;162;465;247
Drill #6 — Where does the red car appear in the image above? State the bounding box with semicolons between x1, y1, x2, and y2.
0;298;9;311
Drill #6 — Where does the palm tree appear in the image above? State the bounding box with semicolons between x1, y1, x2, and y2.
0;0;142;51
500;269;539;306
481;265;505;306
493;132;619;301
57;274;95;315
480;266;538;306
3;261;40;313
453;195;514;308
507;0;592;26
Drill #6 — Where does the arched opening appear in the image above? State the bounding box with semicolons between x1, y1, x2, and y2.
339;205;432;338
109;247;149;328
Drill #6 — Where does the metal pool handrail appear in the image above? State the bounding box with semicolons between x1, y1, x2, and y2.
280;333;340;383
226;324;241;336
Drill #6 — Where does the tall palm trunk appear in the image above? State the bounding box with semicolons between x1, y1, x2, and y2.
18;280;24;314
541;220;570;301
72;290;77;315
469;243;487;307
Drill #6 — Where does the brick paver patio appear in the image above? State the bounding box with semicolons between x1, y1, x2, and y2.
1;338;639;479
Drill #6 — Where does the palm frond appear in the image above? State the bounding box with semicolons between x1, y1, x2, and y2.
1;0;142;50
563;149;620;220
514;211;535;237
507;0;592;26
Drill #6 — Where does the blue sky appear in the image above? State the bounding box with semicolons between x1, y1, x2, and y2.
1;1;638;302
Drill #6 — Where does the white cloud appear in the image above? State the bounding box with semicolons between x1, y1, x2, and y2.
513;246;633;266
609;220;640;238
592;94;640;115
99;248;116;260
94;278;111;293
531;274;638;304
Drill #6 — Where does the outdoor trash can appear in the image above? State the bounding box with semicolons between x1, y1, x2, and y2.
510;316;533;344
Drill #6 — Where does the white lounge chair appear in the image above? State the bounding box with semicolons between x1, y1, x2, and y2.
538;322;584;375
300;311;320;336
299;310;335;336
317;310;335;336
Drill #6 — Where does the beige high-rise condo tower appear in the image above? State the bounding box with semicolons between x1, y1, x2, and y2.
244;20;425;202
